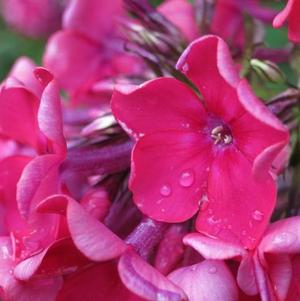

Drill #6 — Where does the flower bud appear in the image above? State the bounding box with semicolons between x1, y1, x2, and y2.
250;58;286;84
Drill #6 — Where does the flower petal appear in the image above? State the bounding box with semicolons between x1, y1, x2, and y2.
112;77;205;139
259;217;300;255
168;260;238;301
196;148;276;249
183;233;246;260
63;0;123;42
118;250;187;301
130;131;213;222
37;195;128;261
43;30;102;90
176;35;242;122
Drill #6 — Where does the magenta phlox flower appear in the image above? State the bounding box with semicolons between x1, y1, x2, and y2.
112;35;289;249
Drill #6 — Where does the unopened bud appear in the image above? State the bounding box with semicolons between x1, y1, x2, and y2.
250;59;286;84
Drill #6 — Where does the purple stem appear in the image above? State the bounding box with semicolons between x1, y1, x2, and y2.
126;217;168;260
61;139;133;175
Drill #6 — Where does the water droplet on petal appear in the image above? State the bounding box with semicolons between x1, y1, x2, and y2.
160;185;172;197
252;210;264;221
199;194;209;211
272;232;296;247
242;230;247;236
208;266;217;274
182;63;189;72
179;170;195;187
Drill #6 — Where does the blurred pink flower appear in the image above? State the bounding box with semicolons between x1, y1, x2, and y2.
43;0;142;104
158;0;199;42
0;0;64;38
212;0;277;47
273;0;300;44
112;35;289;249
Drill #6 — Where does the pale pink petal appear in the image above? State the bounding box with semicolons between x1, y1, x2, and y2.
37;71;66;154
183;233;246;260
259;217;300;254
168;260;238;301
118;250;187;301
237;255;259;296
37;195;128;261
16;155;61;219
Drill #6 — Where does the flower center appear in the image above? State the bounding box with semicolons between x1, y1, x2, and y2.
210;125;232;145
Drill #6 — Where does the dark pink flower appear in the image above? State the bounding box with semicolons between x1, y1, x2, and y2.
273;0;300;44
112;35;289;249
0;0;64;38
184;216;300;300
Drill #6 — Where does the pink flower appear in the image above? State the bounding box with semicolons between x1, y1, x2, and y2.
112;35;289;249
184;216;300;300
0;0;64;38
273;0;300;44
43;0;142;100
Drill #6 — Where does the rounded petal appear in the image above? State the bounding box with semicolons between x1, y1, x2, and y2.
7;57;42;97
168;260;239;301
37;75;66;154
237;255;259;296
43;30;102;90
176;35;243;122
259;217;300;255
111;77;205;139
183;233;246;260
196;148;276;250
118;250;187;301
37;195;128;261
273;0;295;28
130;131;213;222
16;155;61;219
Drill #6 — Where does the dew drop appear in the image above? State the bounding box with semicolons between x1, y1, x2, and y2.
252;210;264;222
179;170;195;188
160;184;172;197
182;63;189;72
208;266;217;274
242;230;247;236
